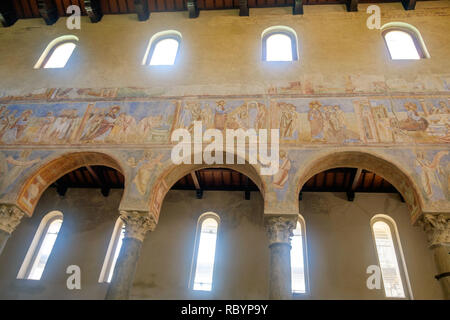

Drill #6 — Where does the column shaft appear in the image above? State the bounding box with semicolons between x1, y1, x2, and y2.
0;229;11;256
432;245;450;299
269;242;292;299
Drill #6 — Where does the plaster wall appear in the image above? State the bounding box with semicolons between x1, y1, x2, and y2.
0;188;443;299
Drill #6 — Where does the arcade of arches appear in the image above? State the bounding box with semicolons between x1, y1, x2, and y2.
0;1;449;300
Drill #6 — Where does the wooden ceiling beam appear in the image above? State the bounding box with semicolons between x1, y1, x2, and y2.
37;0;59;25
347;168;362;201
293;0;303;15
86;166;110;197
84;0;103;23
0;0;17;27
401;0;416;10
346;0;358;12
187;0;199;18
239;0;249;16
134;0;150;21
191;171;203;199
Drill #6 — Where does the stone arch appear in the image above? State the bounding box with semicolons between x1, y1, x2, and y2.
16;151;126;216
294;150;424;223
147;151;266;223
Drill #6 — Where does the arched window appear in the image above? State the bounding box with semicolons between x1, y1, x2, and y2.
142;30;182;66
371;215;412;298
99;218;126;283
190;212;220;291
291;216;309;294
17;211;63;280
381;23;429;60
262;26;298;62
34;35;79;69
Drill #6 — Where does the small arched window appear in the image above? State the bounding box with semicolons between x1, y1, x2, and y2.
291;216;309;294
190;212;220;291
17;211;63;280
382;23;429;60
142;30;182;66
371;215;412;299
99;218;126;283
34;35;79;69
262;26;298;62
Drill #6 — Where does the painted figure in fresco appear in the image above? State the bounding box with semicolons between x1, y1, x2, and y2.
255;103;267;130
279;103;297;139
415;151;448;199
3;109;33;142
214;100;228;131
129;152;165;196
37;112;56;142
81;105;120;142
308;101;324;141
272;150;291;189
398;102;428;132
108;112;136;143
0;151;41;191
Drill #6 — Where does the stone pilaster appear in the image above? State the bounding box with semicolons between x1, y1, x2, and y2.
265;215;297;300
105;210;156;300
0;204;25;256
418;213;450;299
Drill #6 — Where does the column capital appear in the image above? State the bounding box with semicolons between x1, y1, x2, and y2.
119;210;156;242
0;204;25;234
418;213;450;247
265;215;297;245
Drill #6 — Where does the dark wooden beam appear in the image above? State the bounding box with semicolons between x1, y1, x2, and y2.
239;0;249;16
191;171;203;199
37;0;58;25
346;0;358;12
0;0;17;27
244;176;250;200
84;0;103;23
86;166;110;197
402;0;416;10
54;181;68;197
347;168;362;201
134;0;150;21
187;0;199;19
293;0;303;15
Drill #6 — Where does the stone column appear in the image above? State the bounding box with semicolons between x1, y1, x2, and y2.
419;214;450;299
265;215;297;300
105;210;156;300
0;204;25;256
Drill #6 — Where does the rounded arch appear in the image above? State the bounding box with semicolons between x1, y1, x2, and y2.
34;35;79;69
142;30;182;66
381;22;430;59
295;150;423;219
17;151;125;216
261;25;299;61
147;151;266;223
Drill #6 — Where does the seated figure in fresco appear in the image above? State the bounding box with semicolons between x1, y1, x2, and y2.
272;150;291;189
214;100;227;131
398;102;428;131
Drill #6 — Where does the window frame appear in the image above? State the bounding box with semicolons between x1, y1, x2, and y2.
34;35;79;69
262;28;298;62
189;212;220;292
17;211;63;280
381;23;429;60
142;31;182;66
370;214;413;299
98;217;125;283
291;215;310;297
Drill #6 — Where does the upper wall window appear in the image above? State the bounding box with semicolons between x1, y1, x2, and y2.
99;218;126;283
17;211;63;280
262;26;298;62
381;23;429;60
142;30;182;66
291;216;309;294
371;215;411;299
190;212;220;292
34;35;79;69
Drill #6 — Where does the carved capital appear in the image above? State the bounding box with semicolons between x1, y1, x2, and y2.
119;210;156;242
0;204;25;234
418;214;450;247
265;215;297;245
